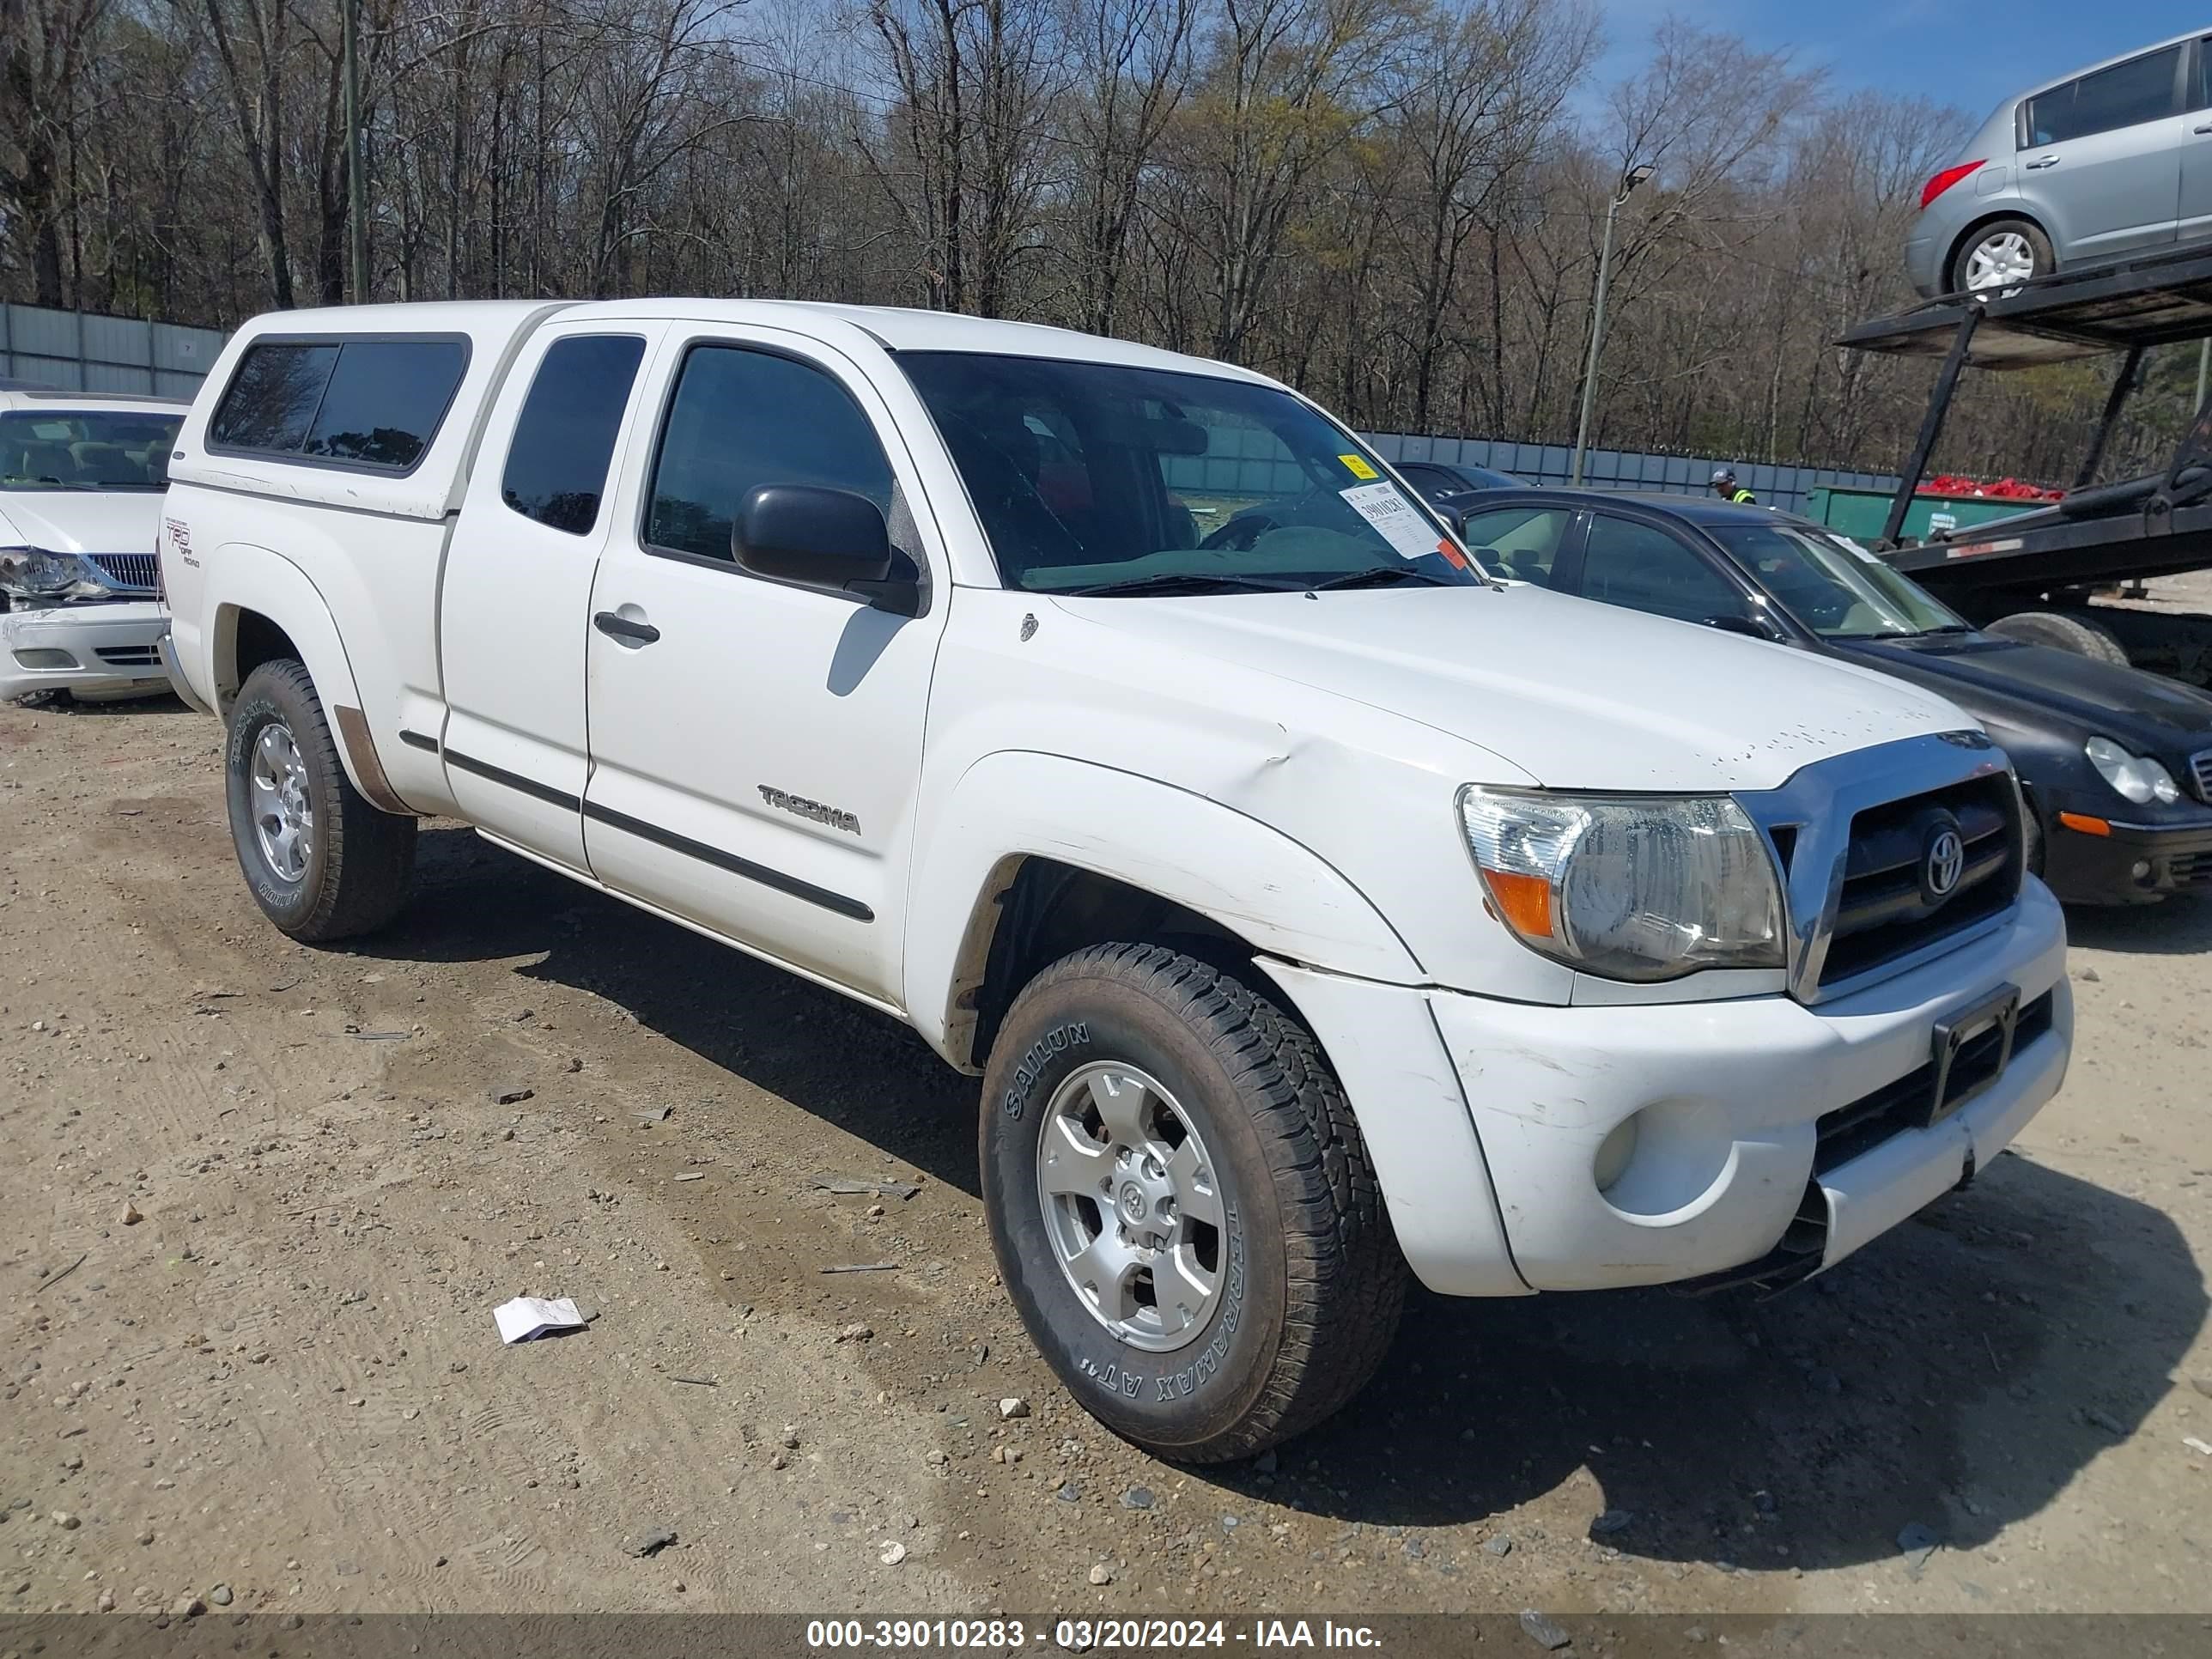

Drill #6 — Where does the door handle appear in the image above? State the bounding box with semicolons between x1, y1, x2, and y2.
2024;153;2059;169
2196;122;2212;136
593;611;660;646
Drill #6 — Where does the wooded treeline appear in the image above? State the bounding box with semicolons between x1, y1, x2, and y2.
0;0;2190;481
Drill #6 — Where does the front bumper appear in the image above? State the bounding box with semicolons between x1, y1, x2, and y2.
0;600;172;700
1268;882;2069;1297
2044;811;2212;903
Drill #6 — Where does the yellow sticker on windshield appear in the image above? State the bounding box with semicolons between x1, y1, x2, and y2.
1339;453;1379;480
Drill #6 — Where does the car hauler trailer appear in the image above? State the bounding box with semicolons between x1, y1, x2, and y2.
1839;243;2212;684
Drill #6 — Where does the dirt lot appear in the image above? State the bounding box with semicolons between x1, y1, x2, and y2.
3;689;2209;1623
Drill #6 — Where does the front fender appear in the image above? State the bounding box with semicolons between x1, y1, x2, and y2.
199;543;410;813
904;750;1421;1064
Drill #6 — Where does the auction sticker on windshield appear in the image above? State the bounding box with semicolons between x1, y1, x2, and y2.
1338;453;1380;480
1340;482;1447;562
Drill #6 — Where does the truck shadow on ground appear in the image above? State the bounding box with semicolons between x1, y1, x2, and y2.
363;829;2206;1577
2065;895;2212;956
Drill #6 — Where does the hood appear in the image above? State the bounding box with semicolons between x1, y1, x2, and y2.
1053;583;1975;793
1837;634;2212;748
0;490;166;556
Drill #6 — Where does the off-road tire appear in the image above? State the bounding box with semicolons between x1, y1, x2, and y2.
226;659;416;941
981;943;1404;1462
1984;609;2130;666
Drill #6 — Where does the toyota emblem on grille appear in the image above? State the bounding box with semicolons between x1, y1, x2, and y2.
1923;823;1966;902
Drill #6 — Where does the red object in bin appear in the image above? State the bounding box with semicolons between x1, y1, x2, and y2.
1915;474;2063;501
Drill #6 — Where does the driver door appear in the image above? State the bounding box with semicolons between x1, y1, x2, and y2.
580;326;950;1005
1565;513;1768;635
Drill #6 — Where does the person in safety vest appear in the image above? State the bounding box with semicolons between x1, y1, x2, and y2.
1711;465;1756;505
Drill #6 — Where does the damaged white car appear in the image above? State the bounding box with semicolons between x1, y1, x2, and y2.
1;389;188;704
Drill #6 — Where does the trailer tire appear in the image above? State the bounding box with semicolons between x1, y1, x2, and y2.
1984;610;2130;667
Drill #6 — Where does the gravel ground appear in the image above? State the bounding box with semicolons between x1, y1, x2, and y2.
2;686;2209;1621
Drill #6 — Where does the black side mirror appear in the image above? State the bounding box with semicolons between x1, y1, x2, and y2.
1433;501;1468;536
734;484;916;613
1703;612;1775;641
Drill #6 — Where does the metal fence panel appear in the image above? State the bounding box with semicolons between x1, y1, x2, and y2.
2;303;228;398
9;354;84;390
81;313;152;368
152;322;223;375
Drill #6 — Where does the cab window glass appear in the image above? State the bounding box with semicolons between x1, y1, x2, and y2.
646;344;895;562
1580;515;1747;624
501;335;647;535
1460;506;1570;586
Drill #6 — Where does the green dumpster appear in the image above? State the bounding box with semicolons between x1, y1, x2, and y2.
1808;485;2039;544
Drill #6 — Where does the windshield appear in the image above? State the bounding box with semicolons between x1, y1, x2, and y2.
896;352;1482;593
1711;522;1968;638
0;410;183;492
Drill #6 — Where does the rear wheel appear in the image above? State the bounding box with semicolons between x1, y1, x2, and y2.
1984;609;2129;666
1949;218;2052;295
226;659;416;941
980;943;1404;1463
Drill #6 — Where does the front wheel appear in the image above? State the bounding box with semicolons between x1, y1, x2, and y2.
980;943;1404;1462
226;659;416;941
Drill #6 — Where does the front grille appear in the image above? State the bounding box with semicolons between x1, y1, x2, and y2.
2167;851;2212;888
86;552;158;591
2192;749;2212;805
94;645;159;666
1813;991;2055;1176
1818;775;2020;987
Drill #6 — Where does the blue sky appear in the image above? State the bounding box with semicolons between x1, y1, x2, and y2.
1589;3;2206;120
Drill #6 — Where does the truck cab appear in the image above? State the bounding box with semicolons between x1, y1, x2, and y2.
158;300;2071;1461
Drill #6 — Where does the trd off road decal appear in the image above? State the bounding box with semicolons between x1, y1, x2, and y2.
1001;1023;1089;1119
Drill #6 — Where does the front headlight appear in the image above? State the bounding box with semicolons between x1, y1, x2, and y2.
0;547;100;599
2085;736;2179;805
1458;786;1784;981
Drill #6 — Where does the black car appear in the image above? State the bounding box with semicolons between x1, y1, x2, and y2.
1390;459;1519;502
1447;488;2212;904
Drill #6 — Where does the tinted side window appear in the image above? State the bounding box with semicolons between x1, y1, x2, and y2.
1462;506;1571;586
1396;463;1454;499
501;336;647;534
2027;46;2180;144
210;337;467;471
2198;37;2212;111
210;343;338;452
301;342;468;469
1579;516;1747;624
646;345;894;563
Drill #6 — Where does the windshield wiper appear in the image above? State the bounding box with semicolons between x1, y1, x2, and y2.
1053;572;1299;598
1304;564;1466;592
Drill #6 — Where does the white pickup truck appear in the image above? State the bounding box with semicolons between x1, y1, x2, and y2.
158;300;2070;1461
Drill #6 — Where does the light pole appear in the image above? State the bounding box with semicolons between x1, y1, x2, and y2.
343;0;367;302
1569;162;1655;487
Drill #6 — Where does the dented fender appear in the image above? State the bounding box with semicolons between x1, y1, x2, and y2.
902;750;1423;1063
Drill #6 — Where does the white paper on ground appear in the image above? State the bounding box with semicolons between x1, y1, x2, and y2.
494;1295;586;1344
1339;483;1446;562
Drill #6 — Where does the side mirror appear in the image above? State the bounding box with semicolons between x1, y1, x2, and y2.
733;484;906;605
1434;501;1468;536
1704;612;1776;641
